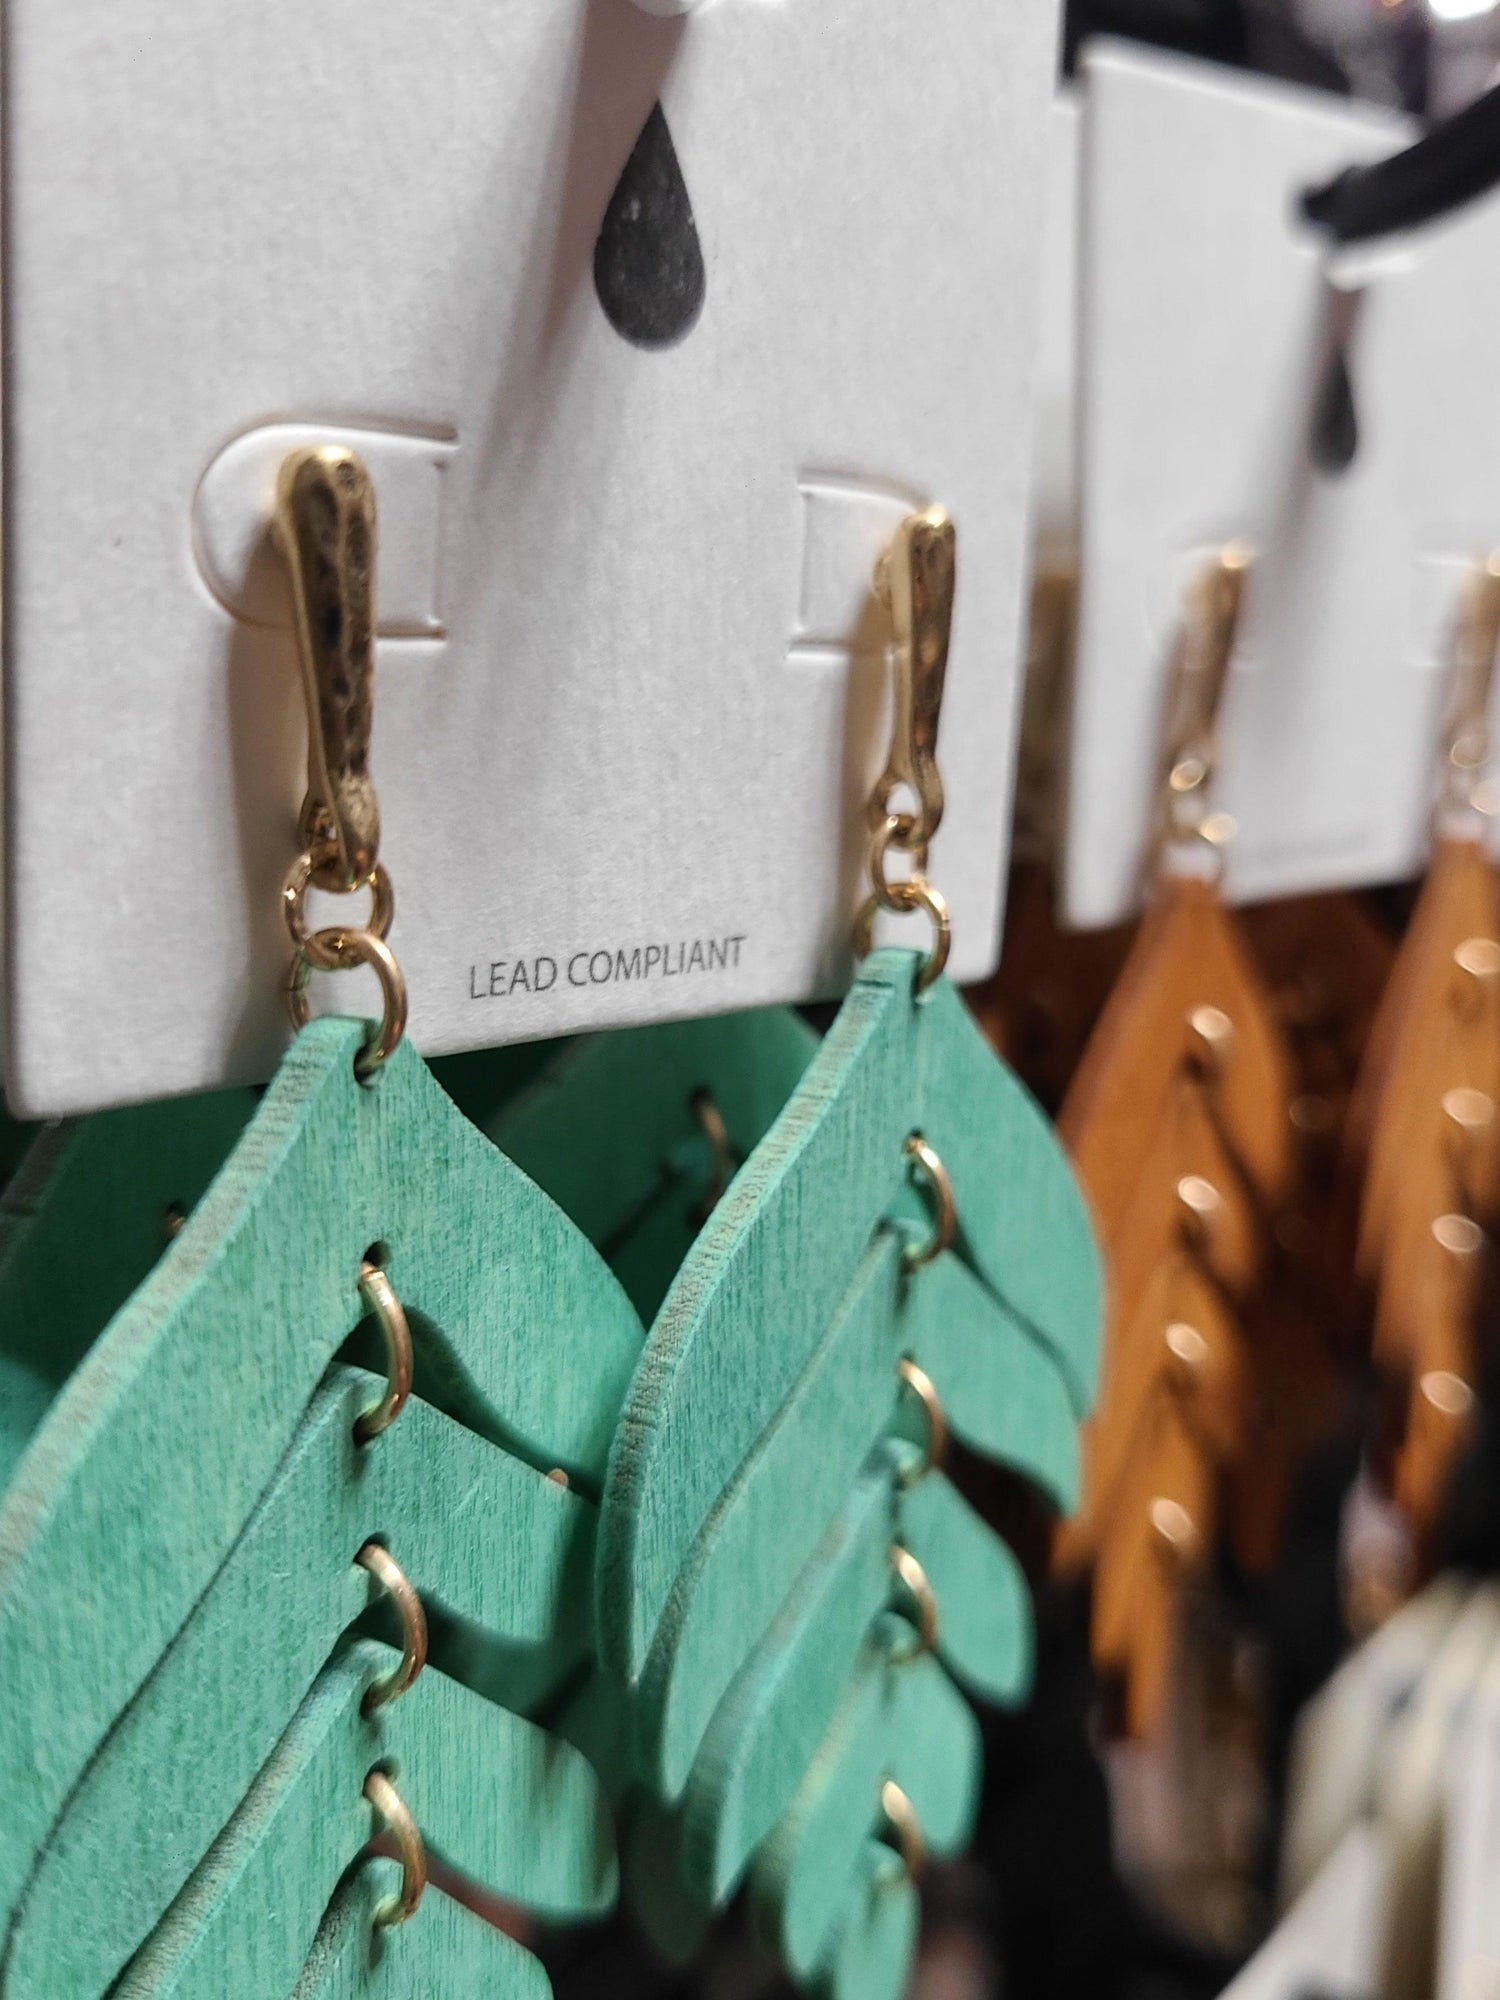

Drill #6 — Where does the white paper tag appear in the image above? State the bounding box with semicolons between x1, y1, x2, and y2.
2;0;1057;1115
1280;1575;1468;1904
1063;43;1500;929
1219;1825;1386;2000
1439;1691;1500;2000
1031;91;1081;560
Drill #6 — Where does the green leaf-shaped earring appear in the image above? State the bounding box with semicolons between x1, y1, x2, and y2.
593;508;1103;1995
0;447;643;1996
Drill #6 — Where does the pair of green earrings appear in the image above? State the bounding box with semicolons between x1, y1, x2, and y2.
0;448;1100;2000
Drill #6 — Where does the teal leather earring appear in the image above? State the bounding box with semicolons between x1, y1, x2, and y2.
0;448;638;1996
0;474;1100;2000
587;507;1103;1998
0;445;832;1998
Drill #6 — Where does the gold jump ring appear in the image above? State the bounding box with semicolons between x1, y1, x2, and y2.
353;1260;413;1444
853;880;952;993
887;1545;939;1664
867;810;926;895
363;1770;427;1928
902;1133;956;1271
878;1779;927;1885
283;851;395;969
691;1089;735;1218
896;1358;948;1487
288;927;409;1077
355;1544;428;1711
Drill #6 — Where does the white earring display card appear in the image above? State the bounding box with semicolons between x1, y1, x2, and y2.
3;0;1058;1115
1064;43;1500;929
1219;1826;1388;2000
1030;91;1081;561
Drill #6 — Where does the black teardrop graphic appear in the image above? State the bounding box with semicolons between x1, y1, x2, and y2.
1309;343;1358;473
594;103;706;350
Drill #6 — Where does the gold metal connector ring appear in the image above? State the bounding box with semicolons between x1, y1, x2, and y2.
853;879;952;993
691;1089;735;1218
355;1544;429;1712
887;1545;939;1664
896;1358;948;1487
283;851;395;970
363;1770;428;1928
879;1779;927;1885
867;810;927;893
288;928;408;1078
353;1260;413;1444
901;1133;956;1271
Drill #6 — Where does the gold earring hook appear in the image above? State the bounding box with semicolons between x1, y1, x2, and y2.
855;507;956;990
870;506;956;866
275;445;381;893
1157;541;1252;862
1440;552;1500;822
274;444;406;1075
362;1770;428;1928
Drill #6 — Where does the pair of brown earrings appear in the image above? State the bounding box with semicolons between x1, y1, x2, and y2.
978;548;1500;1732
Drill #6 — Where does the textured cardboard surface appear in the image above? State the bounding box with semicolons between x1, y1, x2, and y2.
3;0;1058;1113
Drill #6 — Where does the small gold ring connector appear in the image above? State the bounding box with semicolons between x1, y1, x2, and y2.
887;1545;940;1664
283;852;396;969
896;1358;948;1488
853;875;952;994
363;1770;428;1928
901;1133;957;1272
1432;1212;1484;1257
353;1260;413;1444
289;928;409;1079
1186;1004;1234;1078
878;1779;927;1885
355;1544;429;1712
1420;1369;1476;1420
1176;1173;1222;1247
690;1089;735;1219
1455;936;1500;985
1149;1496;1201;1566
866;810;923;890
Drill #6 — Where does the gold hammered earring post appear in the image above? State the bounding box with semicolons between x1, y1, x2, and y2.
853;507;957;991
275;444;408;1079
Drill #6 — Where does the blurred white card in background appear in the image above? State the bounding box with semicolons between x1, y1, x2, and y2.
3;0;1057;1114
1031;92;1082;561
1219;1824;1388;2000
1064;42;1500;929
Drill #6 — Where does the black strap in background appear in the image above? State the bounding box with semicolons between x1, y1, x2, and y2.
1302;77;1500;245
